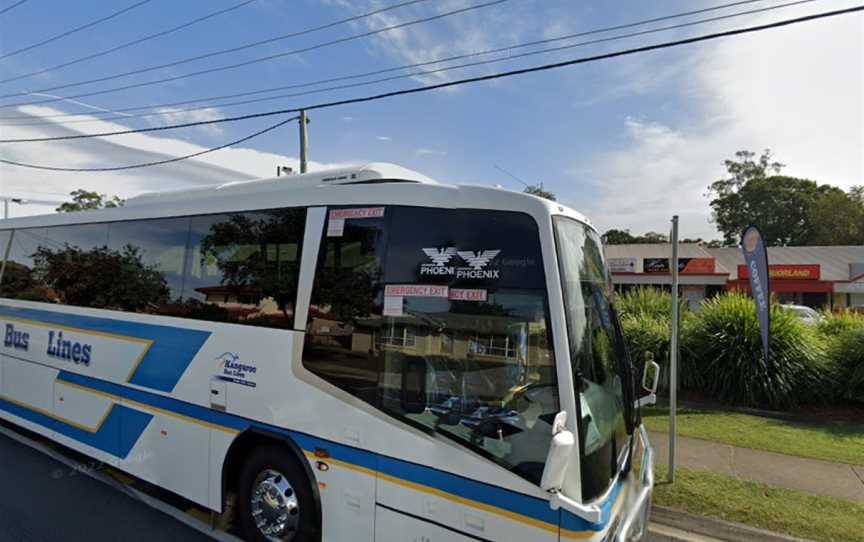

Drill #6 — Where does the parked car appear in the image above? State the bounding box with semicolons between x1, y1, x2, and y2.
779;304;824;325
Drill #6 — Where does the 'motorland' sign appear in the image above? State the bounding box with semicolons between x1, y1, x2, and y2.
737;264;820;280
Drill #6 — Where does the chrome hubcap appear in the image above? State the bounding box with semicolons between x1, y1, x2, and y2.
250;469;299;541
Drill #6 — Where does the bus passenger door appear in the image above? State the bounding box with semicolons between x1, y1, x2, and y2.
296;206;380;541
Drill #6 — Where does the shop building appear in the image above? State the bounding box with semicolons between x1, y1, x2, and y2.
605;243;728;309
606;244;864;310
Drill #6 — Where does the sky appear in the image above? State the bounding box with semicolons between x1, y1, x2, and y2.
0;0;861;241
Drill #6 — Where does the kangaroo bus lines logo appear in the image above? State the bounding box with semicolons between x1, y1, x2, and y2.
420;247;502;279
215;352;258;388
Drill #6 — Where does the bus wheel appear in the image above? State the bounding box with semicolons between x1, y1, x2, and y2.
237;446;316;542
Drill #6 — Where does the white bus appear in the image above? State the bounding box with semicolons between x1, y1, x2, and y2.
0;163;656;542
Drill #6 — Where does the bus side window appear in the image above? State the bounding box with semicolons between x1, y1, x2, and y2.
301;210;388;404
183;208;306;328
5;224;110;306
0;228;47;300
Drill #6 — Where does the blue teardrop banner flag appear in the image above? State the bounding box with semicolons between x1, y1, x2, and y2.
741;225;770;365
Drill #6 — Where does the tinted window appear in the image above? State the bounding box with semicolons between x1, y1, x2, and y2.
554;217;629;501
184;209;306;328
0;208;306;330
1;228;46;301
30;222;166;310
107;217;190;314
303;206;557;485
303;209;388;403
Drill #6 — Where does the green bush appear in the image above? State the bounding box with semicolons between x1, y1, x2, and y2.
681;292;832;409
617;287;691;321
617;287;695;394
621;313;669;374
818;309;864;337
829;328;864;403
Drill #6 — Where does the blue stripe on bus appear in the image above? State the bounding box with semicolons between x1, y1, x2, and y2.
0;395;152;459
8;370;621;533
377;454;559;527
0;305;211;393
57;371;249;433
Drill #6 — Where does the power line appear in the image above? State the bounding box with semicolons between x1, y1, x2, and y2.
0;0;777;123
0;0;258;85
0;0;28;17
1;5;860;147
494;165;530;188
0;0;152;61
0;116;299;171
1;0;821;128
0;0;502;105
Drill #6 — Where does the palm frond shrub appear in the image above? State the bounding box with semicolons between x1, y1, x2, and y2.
829;328;864;403
617;288;695;395
621;313;670;390
818;309;864;338
617;287;687;321
681;292;832;409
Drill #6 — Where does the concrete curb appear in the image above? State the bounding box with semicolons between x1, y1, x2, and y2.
651;505;813;542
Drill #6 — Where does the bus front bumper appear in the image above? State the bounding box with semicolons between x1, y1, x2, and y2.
615;424;655;542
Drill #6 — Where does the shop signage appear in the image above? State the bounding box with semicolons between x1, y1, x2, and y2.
737;264;820;280
608;257;637;273
644;257;715;274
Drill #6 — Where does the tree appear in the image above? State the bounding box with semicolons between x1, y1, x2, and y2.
706;150;863;246
523;184;556;201
707;150;784;245
602;229;637;244
806;188;864;245
602;229;669;244
57;189;125;213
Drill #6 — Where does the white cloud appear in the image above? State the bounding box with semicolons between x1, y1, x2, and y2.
375;135;392;141
151;107;226;136
0;106;351;218
324;0;579;86
415;148;447;157
567;3;864;240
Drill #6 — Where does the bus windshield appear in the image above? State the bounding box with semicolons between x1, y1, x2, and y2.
553;216;631;501
302;206;559;486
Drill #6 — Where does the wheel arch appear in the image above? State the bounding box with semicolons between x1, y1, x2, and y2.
221;427;322;532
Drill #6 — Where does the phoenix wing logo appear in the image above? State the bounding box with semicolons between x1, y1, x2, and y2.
422;247;458;266
457;250;501;270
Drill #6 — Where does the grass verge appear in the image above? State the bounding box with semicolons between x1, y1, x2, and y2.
642;406;864;465
653;466;864;542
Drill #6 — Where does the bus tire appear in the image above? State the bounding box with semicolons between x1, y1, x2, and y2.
236;445;318;542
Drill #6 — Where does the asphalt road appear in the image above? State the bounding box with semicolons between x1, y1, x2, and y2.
0;431;676;542
0;433;211;542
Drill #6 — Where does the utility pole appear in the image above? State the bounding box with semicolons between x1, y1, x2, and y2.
668;215;680;483
299;110;309;174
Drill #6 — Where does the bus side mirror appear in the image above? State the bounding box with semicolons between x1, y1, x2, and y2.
635;354;660;409
642;355;660;394
540;412;573;492
401;357;427;414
